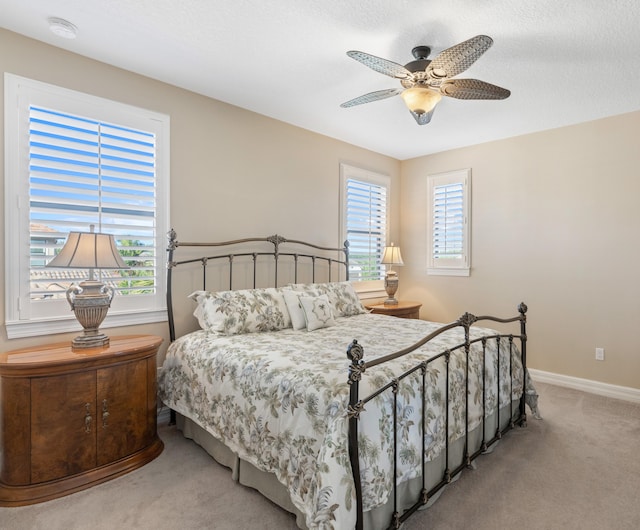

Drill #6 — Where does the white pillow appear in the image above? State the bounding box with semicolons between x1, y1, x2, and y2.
299;294;336;331
282;289;310;331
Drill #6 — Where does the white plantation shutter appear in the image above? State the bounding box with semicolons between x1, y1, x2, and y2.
432;182;464;260
5;75;169;337
340;164;390;284
427;169;471;276
29;106;157;300
346;179;387;281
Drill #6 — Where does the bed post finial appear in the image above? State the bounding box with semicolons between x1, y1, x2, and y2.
518;302;528;317
458;312;477;329
167;228;178;250
267;234;287;254
347;339;365;384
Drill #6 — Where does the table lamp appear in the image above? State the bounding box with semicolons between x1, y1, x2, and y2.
46;225;129;349
381;243;404;305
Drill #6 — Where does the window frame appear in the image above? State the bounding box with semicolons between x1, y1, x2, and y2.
339;163;390;298
427;168;471;276
4;73;170;339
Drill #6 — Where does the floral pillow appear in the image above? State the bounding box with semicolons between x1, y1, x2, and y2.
298;294;336;331
288;281;366;317
189;287;291;335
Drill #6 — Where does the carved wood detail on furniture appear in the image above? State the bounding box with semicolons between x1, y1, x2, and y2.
0;335;164;507
365;300;422;319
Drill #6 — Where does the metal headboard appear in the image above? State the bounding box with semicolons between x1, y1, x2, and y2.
166;229;350;342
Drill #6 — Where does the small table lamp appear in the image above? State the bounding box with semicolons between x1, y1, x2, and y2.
381;243;404;305
46;226;129;349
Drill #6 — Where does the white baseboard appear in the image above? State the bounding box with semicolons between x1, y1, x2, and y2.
528;368;640;404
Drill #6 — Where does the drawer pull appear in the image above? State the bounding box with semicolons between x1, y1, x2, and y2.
102;399;110;428
84;403;92;433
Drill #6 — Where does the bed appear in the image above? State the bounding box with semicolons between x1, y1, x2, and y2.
158;231;537;530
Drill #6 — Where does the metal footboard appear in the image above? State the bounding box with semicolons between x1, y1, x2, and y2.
347;303;528;530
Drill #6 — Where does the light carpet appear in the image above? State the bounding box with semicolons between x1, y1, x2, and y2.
2;382;639;529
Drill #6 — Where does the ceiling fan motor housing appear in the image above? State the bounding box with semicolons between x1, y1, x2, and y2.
403;58;431;73
403;45;432;75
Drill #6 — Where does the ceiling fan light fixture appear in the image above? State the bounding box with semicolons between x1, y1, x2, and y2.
401;87;442;115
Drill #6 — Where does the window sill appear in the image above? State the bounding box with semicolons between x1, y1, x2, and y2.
427;267;470;277
352;283;387;301
5;309;167;340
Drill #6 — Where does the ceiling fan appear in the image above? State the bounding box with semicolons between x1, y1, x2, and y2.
340;35;510;125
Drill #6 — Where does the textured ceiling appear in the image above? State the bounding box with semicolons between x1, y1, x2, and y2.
1;0;639;160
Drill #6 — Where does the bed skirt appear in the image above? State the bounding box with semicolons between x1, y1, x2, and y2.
175;400;519;530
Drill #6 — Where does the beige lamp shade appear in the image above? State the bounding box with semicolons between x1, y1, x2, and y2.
47;231;128;270
381;244;404;266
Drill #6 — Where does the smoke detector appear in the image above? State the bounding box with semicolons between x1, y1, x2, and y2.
48;17;78;39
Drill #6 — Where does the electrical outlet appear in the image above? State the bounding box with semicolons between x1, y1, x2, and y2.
595;347;605;361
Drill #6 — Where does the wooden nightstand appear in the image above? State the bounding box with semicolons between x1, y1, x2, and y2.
365;300;422;319
0;335;164;507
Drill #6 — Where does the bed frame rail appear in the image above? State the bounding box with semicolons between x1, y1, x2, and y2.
347;303;528;530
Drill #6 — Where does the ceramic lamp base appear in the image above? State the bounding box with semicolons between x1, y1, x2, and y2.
384;271;399;305
72;333;110;350
67;280;114;350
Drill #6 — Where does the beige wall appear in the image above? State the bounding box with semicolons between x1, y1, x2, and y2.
400;111;640;390
0;29;400;358
2;29;638;391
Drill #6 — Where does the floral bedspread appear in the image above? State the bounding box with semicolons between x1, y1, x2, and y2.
158;313;524;529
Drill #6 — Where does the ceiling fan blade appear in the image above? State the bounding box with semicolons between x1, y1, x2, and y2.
340;88;404;108
410;108;436;125
427;35;494;80
346;50;413;79
440;79;511;100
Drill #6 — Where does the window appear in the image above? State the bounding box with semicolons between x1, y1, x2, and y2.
4;74;170;338
340;163;389;290
427;168;471;276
